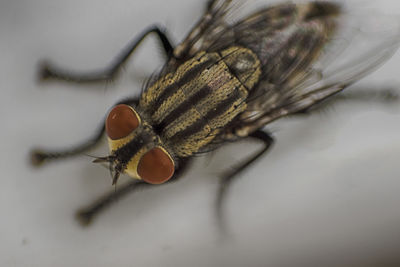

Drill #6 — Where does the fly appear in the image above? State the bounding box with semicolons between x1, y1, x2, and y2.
31;0;400;226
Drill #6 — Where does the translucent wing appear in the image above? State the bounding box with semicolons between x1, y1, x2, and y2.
151;0;236;81
167;1;400;141
172;0;236;60
226;2;400;137
178;1;400;139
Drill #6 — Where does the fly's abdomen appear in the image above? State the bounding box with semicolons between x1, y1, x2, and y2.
139;46;261;157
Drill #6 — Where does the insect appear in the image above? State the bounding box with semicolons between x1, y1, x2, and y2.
31;0;400;226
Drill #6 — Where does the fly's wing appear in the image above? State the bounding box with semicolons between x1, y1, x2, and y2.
173;1;338;58
172;0;236;60
147;0;235;84
180;0;400;140
225;2;400;138
163;0;399;144
168;1;343;135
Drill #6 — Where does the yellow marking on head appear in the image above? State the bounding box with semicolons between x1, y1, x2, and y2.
123;146;148;179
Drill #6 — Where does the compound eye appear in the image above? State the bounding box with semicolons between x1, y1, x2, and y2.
106;104;139;140
137;147;175;184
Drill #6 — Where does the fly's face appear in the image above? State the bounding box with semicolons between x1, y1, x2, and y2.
100;104;175;185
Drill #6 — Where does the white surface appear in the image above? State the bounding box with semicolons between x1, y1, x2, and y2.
2;0;400;266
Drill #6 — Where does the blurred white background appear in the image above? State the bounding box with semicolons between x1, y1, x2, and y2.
1;0;400;266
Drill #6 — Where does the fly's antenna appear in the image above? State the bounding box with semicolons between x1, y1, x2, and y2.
92;156;113;164
112;171;121;186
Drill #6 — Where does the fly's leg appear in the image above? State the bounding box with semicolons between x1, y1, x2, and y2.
76;158;191;226
295;87;399;115
76;180;148;226
30;98;139;166
30;123;105;167
40;26;174;84
337;87;398;103
216;130;274;232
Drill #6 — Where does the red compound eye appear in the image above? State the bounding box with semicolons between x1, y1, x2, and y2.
137;147;175;184
106;104;139;140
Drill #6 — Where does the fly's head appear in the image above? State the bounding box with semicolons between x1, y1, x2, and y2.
95;104;175;185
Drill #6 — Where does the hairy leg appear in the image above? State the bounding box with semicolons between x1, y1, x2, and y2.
76;158;191;226
31;97;139;166
40;26;174;84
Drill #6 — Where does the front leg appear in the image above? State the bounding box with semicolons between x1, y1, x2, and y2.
31;97;139;166
76;157;191;226
40;26;174;84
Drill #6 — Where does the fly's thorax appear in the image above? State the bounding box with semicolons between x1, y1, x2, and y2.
105;104;175;184
219;46;261;90
138;46;261;157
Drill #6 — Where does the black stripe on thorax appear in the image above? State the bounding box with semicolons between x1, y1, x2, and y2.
153;84;212;135
151;57;216;114
169;87;241;142
113;130;153;166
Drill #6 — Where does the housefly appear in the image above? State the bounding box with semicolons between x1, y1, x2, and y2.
31;0;400;226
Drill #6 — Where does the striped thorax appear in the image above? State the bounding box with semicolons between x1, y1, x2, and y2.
106;46;261;184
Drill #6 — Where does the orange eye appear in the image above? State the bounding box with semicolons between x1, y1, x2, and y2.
106;104;139;140
137;147;175;184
